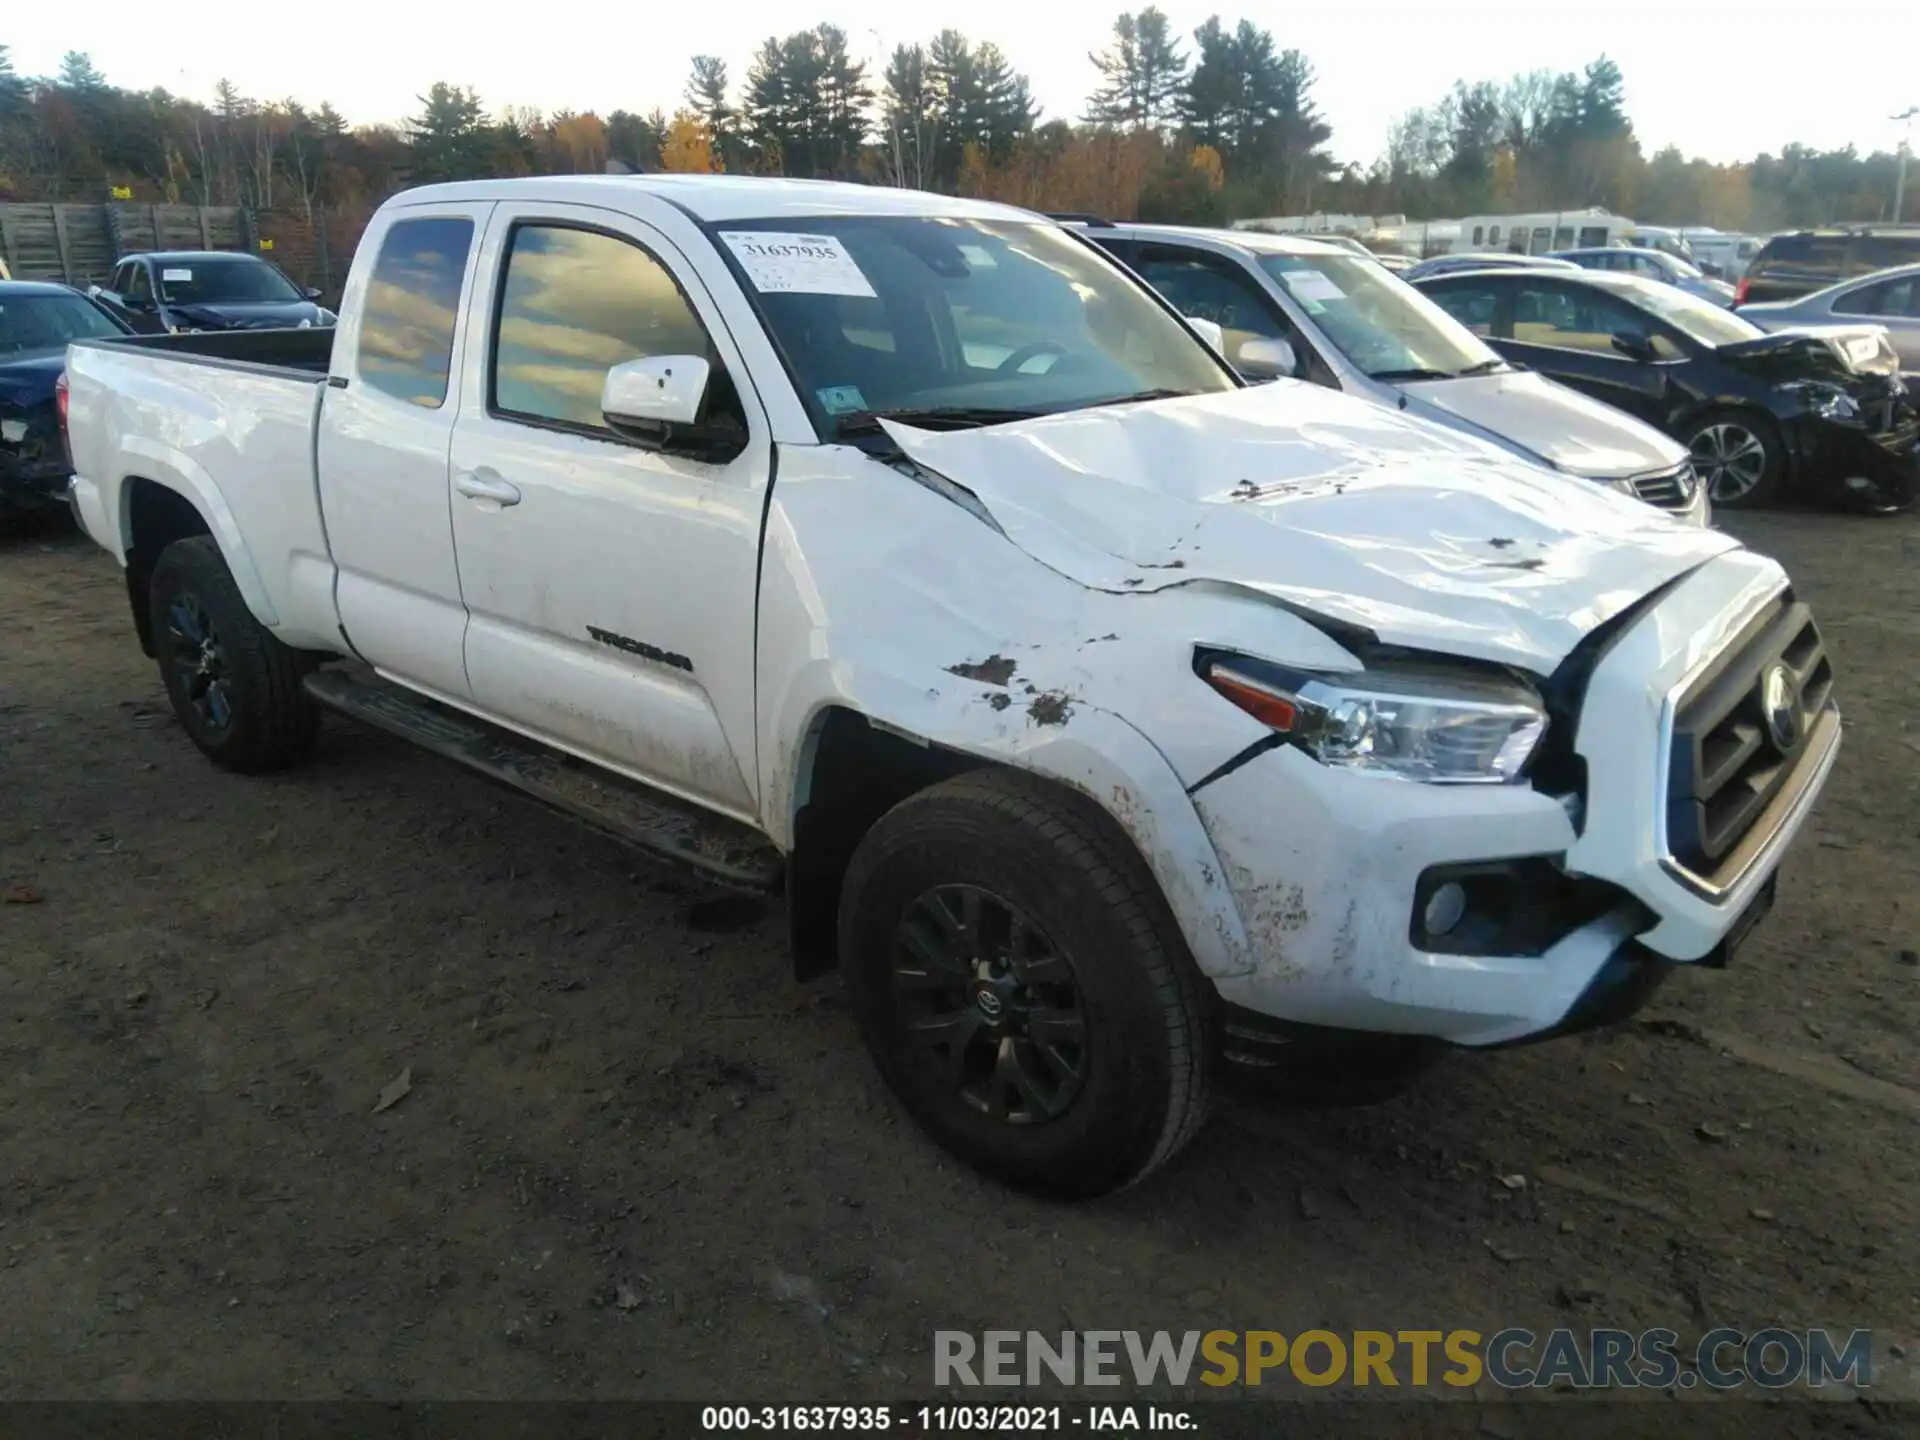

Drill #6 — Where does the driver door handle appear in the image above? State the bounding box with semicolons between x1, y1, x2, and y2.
456;470;522;507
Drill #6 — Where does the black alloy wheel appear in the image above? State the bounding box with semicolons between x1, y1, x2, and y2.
892;884;1088;1125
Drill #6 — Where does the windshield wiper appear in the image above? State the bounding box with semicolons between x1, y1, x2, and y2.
1452;357;1507;377
833;405;1046;438
1368;367;1456;382
1081;387;1202;409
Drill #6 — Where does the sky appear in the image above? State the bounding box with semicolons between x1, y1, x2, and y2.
10;0;1919;170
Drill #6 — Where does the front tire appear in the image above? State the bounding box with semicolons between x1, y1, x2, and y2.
150;536;319;772
838;770;1215;1198
1685;409;1785;508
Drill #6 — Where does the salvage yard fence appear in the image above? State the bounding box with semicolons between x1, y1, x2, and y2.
0;202;367;302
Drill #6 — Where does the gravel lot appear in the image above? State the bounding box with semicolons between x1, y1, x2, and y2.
2;511;1917;1422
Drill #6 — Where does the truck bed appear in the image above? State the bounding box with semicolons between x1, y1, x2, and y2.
82;325;336;379
64;328;345;653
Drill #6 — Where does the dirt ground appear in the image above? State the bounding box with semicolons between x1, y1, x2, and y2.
2;509;1918;1419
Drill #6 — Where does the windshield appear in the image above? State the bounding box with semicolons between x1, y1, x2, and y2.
1648;251;1705;280
0;293;125;354
1619;279;1761;346
156;258;303;305
1257;253;1499;379
716;217;1235;433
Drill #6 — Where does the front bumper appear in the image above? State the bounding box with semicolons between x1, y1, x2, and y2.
1189;549;1835;1047
1785;395;1920;506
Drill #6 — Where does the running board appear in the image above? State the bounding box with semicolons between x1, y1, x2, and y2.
303;666;783;893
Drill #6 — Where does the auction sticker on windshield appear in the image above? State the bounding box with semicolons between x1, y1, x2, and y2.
162;269;193;282
1281;270;1345;303
720;232;876;298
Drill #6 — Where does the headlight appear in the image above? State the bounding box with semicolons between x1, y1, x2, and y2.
1201;656;1547;784
1776;381;1857;421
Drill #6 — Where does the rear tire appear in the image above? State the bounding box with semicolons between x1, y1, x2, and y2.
150;536;319;772
1684;408;1785;508
838;770;1215;1198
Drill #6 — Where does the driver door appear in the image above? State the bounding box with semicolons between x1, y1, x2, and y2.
1500;280;1675;427
446;202;773;818
1128;244;1319;382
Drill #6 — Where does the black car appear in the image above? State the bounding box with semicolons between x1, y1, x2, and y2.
0;281;132;521
1736;226;1920;307
93;251;335;334
1412;267;1919;512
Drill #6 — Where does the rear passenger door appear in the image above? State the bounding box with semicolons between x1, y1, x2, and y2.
445;203;773;818
317;203;492;702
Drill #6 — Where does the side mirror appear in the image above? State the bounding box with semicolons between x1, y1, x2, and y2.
604;354;710;429
1611;330;1656;362
601;354;744;461
1236;337;1299;380
1697;260;1723;279
1184;316;1226;352
304;285;324;301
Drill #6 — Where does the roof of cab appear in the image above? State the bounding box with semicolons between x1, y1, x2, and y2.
1090;221;1348;259
123;250;262;262
389;174;1040;225
0;279;87;297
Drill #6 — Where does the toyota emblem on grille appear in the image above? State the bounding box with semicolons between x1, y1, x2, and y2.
1762;663;1801;751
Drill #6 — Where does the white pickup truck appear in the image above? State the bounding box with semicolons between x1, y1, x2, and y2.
64;176;1840;1198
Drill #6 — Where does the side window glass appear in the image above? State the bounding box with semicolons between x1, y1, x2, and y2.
125;264;152;303
357;216;474;408
492;223;726;434
1834;280;1884;317
1133;250;1292;366
1514;285;1663;357
1429;285;1502;337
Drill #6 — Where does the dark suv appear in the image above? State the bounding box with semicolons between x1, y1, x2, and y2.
1736;227;1920;307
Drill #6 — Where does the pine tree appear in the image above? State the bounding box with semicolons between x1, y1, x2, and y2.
685;57;737;168
407;82;487;182
814;25;871;178
1086;8;1186;134
972;44;1034;160
57;52;109;93
881;43;936;188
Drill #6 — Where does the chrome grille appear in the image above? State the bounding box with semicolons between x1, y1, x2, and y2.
1629;464;1699;511
1665;596;1833;883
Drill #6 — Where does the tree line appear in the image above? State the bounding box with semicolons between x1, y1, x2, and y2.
1;17;1912;242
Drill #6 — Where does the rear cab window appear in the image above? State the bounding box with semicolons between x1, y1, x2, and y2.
355;216;476;408
1751;233;1848;281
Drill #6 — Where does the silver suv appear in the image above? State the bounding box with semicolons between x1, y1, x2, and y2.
1071;221;1707;524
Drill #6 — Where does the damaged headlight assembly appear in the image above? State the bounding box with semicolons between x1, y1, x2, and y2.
1200;654;1547;784
1775;381;1859;422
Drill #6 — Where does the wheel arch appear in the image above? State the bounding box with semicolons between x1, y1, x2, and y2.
117;464;279;656
780;696;1253;986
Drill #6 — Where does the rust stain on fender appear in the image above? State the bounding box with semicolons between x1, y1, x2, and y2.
1026;690;1075;726
946;654;1018;686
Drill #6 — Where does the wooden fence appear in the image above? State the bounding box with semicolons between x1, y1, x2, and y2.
0;202;361;300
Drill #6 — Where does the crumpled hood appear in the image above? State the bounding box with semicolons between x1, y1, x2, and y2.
1717;324;1899;379
882;385;1739;673
1398;369;1686;480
